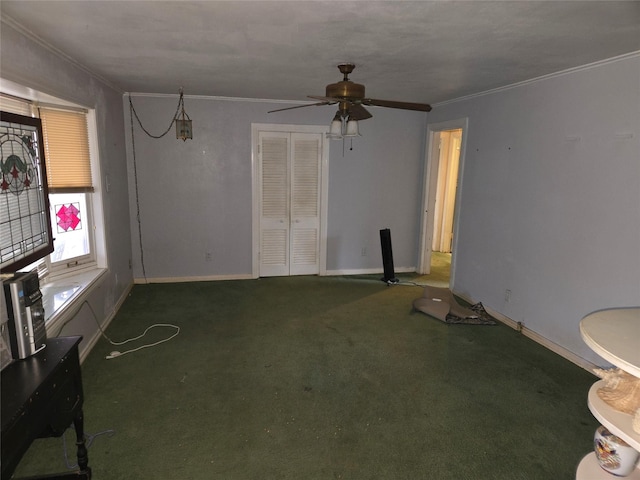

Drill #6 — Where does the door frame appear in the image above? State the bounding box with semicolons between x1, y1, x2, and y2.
432;129;462;252
417;118;468;287
251;123;329;278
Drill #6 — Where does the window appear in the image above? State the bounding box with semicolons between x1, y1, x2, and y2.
1;90;102;280
49;192;92;264
0;112;54;271
39;107;96;275
39;108;93;193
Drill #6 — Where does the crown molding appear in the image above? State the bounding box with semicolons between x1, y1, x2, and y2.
1;13;124;94
126;91;315;105
433;51;640;107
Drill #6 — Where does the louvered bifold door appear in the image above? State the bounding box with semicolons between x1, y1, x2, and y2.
259;132;290;276
259;131;322;277
290;133;321;275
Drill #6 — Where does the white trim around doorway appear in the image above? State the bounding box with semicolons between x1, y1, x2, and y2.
418;118;469;289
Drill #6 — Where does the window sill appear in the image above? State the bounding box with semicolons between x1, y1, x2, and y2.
41;268;107;337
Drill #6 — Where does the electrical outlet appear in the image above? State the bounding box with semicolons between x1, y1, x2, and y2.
504;289;511;303
205;251;213;262
361;247;367;256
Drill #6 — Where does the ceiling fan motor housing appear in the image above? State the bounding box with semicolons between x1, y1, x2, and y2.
326;81;365;100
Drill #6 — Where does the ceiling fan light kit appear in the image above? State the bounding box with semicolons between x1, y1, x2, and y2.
327;108;361;139
328;111;344;139
268;64;431;140
344;118;360;137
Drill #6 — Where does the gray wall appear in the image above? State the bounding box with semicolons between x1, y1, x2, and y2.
124;56;639;367
5;15;637;367
429;54;640;365
123;95;427;280
1;21;133;358
326;109;427;272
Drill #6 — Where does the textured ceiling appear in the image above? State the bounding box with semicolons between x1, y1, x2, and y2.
1;1;639;106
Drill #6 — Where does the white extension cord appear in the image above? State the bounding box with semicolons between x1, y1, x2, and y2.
104;323;180;360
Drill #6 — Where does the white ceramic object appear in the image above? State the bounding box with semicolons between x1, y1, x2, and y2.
594;425;640;476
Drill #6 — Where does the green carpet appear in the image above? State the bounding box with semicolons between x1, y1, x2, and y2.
13;274;598;479
426;251;452;288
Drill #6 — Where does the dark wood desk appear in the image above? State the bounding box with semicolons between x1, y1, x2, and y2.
1;336;91;480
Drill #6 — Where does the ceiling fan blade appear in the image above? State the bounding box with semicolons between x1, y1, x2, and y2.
268;101;331;113
308;96;372;120
348;104;373;121
308;95;339;103
362;98;432;112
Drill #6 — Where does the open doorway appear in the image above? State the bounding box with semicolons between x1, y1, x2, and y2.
432;129;461;255
418;118;468;288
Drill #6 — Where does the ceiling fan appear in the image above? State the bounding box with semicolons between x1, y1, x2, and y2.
268;64;431;135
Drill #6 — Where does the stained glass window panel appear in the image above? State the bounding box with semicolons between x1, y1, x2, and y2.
55;202;82;232
49;193;89;262
0;112;53;271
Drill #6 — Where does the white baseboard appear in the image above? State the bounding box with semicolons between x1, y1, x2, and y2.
324;266;415;277
136;269;416;282
134;273;254;284
453;291;598;373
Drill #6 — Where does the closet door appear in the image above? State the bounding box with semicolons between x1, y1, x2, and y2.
258;131;322;277
259;132;290;276
289;133;321;275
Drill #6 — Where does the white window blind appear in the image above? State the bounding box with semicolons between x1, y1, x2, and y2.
0;93;34;116
39;107;93;193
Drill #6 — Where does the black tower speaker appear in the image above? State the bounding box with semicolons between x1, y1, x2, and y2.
380;228;398;284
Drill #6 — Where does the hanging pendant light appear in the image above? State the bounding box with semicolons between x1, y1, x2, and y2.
175;88;193;141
